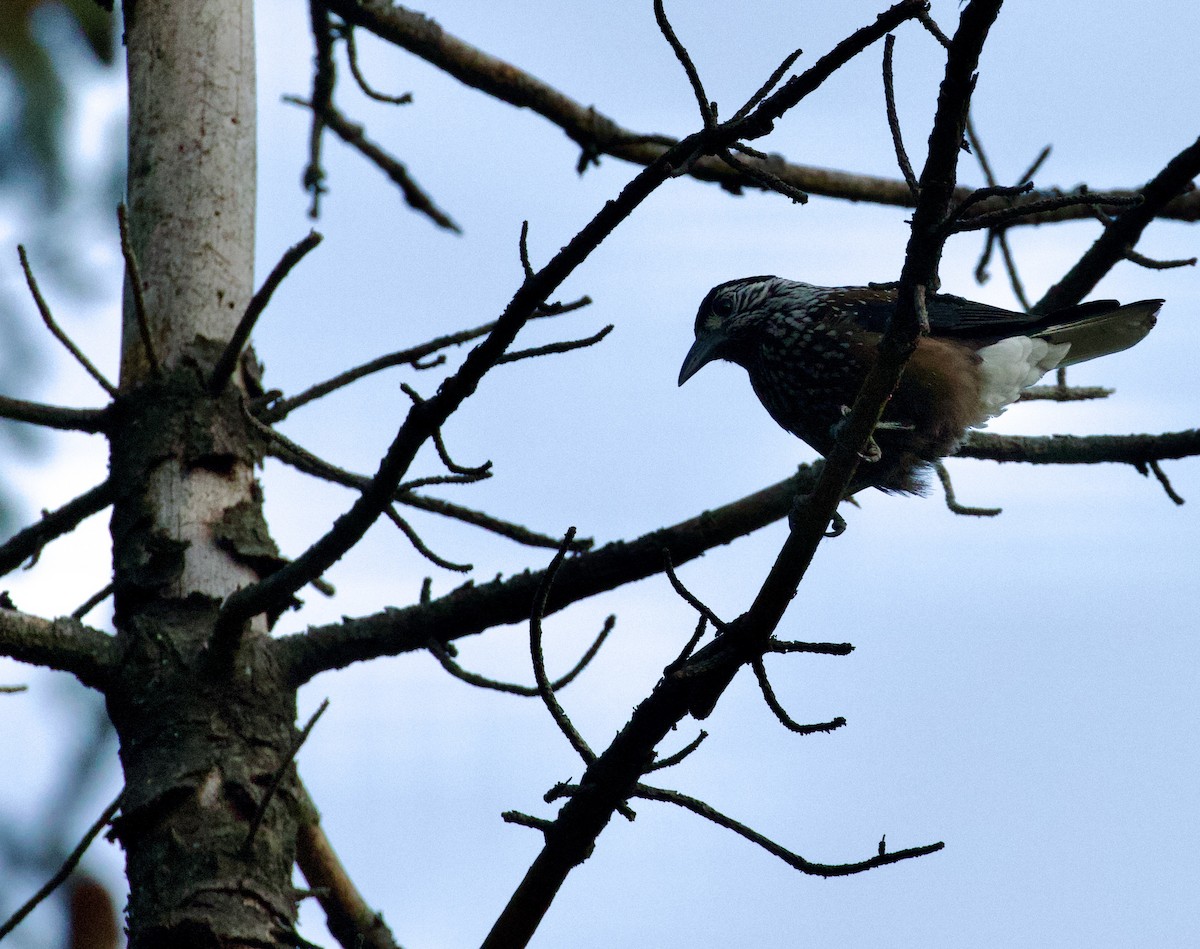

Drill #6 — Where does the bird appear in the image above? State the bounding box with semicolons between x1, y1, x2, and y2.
679;276;1162;495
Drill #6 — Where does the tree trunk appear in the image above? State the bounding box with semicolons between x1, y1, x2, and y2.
109;1;299;945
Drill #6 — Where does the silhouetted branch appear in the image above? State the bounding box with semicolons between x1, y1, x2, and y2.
384;506;472;572
339;24;414;105
0;396;110;433
429;614;614;696
882;34;918;197
631;784;943;876
644;730;708;773
18;246;118;397
301;0;336;217
752;655;847;734
244;699;329;853
286;96;461;233
259;305;588;423
530;529;596;764
1037;134;1200;312
0;610;115;690
322;0;1200;227
0;793;123;942
934;461;1002;517
117;203;160;377
1146;459;1186;505
0;479;116;577
1018;385;1112;403
210;230;323;394
959;428;1200;465
295;780;404;949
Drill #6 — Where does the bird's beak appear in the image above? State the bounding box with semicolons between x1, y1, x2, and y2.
678;332;727;386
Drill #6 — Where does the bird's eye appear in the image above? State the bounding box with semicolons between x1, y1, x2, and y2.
712;294;734;318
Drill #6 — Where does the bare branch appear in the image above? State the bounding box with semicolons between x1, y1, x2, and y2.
653;0;715;127
259;306;586;424
1124;246;1197;270
0;396;110;433
0;479;116;578
72;584;114;621
286;96;462;233
644;730;708;773
663;550;727;631
323;0;1200;227
530;528;595;764
0;608;114;691
0;793;123;942
340;24;414;104
934;461;1002;517
117;203;160;377
882;34;918;197
428;614;614;696
301;0;336;218
244;699;330;853
295;781;404;949
210;230;323;394
752;655;847;734
1018;384;1112;403
632;784;943;876
385;506;472;572
959;428;1200;466
1037;134;1200;312
18;245;118;397
1146;459;1186;505
496;325;614;365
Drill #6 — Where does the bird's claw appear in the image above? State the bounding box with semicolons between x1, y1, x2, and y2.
788;495;848;537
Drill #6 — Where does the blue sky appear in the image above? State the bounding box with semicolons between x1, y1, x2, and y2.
2;2;1198;946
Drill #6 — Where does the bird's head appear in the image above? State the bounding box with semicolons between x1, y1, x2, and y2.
678;275;787;385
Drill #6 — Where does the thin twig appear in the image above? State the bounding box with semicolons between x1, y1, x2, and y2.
530;528;595;764
341;24;414;104
116;203;159;377
428;614;615;696
385;506;472;572
286;96;462;233
1124;246;1197;270
653;0;715;127
0;479;116;578
731;47;804;123
244;699;330;853
1147;459;1185;505
632;783;943;876
497;325;614;364
399;383;491;476
953;191;1143;234
17;246;117;397
752;656;847;735
663;550;726;631
882;35;918;197
72;584;114;621
210;231;323;394
766;639;854;656
259;309;582;424
644;730;707;773
519;220;534;279
302;0;336;218
295;779;404;949
934;461;1002;517
0;793;123;940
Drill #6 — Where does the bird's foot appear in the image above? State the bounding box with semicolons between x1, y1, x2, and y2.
787;494;848;537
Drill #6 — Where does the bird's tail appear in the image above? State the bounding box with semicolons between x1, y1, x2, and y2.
1034;299;1162;367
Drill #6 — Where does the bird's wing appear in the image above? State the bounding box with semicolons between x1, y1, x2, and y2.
837;286;1124;340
